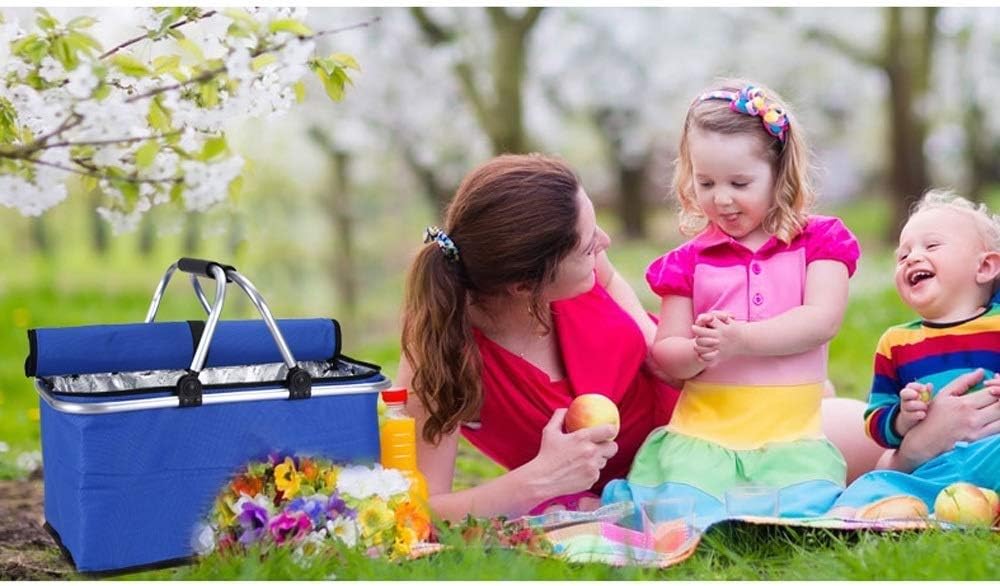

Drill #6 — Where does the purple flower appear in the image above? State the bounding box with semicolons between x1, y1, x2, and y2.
269;511;311;544
326;494;351;520
288;496;326;526
237;501;269;545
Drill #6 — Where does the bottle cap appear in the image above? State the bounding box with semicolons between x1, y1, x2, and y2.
381;388;408;404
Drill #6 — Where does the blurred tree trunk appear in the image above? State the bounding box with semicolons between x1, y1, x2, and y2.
29;217;50;256
956;25;993;201
807;7;938;241
182;211;201;255
594;106;650;240
138;208;156;257
410;7;544;155
88;187;109;255
308;127;359;326
397;138;454;214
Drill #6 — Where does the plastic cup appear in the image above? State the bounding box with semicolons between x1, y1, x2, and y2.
724;485;780;517
640;497;695;553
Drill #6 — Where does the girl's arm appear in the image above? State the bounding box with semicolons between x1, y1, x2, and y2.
694;260;849;358
596;251;656;345
397;356;618;522
651;295;706;380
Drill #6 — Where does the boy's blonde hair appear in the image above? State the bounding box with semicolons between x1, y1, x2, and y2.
910;189;1000;252
673;78;814;244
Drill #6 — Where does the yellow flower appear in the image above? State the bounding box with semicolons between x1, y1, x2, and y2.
323;468;338;491
357;498;394;539
274;457;301;498
393;526;417;558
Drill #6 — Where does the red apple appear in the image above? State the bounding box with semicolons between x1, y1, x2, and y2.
978;487;999;524
564;394;620;439
934;482;994;526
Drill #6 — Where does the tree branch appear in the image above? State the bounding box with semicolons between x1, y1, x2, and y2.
804;27;885;70
28;157;180;184
44;130;182;149
124;16;381;104
99;10;218;60
410;7;454;45
518;7;545;32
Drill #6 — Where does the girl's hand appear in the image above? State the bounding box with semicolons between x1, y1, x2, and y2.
894;383;931;436
525;408;619;498
692;315;746;363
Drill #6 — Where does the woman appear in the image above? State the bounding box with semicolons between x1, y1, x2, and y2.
395;153;1000;522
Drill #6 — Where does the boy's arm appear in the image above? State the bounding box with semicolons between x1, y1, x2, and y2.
864;333;905;449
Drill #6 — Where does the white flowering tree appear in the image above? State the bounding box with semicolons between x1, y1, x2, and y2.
0;7;367;231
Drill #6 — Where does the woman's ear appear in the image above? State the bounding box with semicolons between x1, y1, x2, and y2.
975;251;1000;285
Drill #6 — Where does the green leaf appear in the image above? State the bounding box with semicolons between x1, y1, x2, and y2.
13;36;48;64
268;19;313;36
330;52;360;71
111;54;151;77
199;82;219;108
35;8;58;32
0;98;20;144
92;82;111;101
170;181;184;203
148;98;172;132
51;37;77;70
228;174;244;200
135;140;160;169
68;31;103;54
177;37;204;62
152;55;181;75
111;178;140;204
293;80;306;103
200;136;228;161
251;53;277;71
316;68;343;102
223;8;259;31
67;16;97;30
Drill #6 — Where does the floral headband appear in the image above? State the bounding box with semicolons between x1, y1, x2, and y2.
424;226;460;263
699;85;789;143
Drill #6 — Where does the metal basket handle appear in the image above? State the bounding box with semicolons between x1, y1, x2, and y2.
144;258;313;406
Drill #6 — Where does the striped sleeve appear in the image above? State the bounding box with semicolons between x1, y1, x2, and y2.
864;330;904;448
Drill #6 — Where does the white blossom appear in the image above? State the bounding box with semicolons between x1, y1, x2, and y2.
190;522;216;555
38;56;65;83
336;464;410;500
16;450;43;472
65;63;99;99
325;517;358;547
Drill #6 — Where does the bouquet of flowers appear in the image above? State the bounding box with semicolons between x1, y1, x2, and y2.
193;454;432;561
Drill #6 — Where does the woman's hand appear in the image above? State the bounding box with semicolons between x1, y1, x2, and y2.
890;369;1000;472
524;408;619;500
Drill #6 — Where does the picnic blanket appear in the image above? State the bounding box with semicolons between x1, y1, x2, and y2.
524;501;998;568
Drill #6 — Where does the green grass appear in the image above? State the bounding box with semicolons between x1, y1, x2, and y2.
3;194;998;579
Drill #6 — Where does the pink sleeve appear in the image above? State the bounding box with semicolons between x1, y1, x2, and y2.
805;216;861;277
645;246;694;298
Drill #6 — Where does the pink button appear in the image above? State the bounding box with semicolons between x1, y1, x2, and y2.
751;263;762;275
752;293;763;305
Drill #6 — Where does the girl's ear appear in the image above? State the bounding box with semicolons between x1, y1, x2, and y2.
975;251;1000;285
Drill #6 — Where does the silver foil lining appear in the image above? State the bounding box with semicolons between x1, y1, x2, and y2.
44;359;377;395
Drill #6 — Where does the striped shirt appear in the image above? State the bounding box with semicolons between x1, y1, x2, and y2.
865;304;1000;448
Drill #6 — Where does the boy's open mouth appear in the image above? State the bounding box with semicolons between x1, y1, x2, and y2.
907;269;934;287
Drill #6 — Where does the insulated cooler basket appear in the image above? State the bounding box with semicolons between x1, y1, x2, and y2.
26;259;391;573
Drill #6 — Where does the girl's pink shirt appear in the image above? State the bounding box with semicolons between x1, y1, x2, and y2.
462;283;680;495
646;215;860;386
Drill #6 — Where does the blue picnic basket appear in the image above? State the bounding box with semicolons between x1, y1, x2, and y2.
26;259;391;573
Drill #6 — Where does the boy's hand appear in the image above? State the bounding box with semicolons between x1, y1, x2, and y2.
894;382;932;437
983;372;1000;397
692;312;744;363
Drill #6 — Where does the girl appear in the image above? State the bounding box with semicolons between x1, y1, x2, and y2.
603;80;860;526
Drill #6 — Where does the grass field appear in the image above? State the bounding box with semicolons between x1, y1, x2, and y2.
2;194;998;579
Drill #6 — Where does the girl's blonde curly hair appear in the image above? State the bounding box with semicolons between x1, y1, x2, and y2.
673;79;814;244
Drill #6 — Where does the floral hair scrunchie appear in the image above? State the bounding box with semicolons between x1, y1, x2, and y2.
423;226;460;263
699;85;789;143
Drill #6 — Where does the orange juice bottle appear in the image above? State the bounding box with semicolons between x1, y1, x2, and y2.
380;388;429;504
